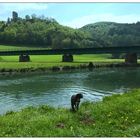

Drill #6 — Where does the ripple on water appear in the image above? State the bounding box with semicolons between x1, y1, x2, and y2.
0;68;140;115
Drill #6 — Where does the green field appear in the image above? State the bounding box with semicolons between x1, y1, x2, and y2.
0;54;124;69
0;45;49;51
0;89;140;137
0;45;34;51
0;45;139;69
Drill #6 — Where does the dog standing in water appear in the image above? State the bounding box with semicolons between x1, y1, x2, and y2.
71;93;83;111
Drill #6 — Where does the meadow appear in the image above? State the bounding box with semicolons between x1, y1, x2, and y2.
0;44;47;51
0;89;139;137
0;45;126;69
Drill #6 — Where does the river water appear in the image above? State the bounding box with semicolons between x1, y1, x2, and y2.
0;67;140;115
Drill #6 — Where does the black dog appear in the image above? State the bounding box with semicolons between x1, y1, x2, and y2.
71;93;83;111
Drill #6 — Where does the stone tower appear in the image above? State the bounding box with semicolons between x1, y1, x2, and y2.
12;11;18;21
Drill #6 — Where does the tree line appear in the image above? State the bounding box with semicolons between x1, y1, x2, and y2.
0;13;97;49
81;22;140;58
1;12;140;54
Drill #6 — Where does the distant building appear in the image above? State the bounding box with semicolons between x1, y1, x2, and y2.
12;11;18;21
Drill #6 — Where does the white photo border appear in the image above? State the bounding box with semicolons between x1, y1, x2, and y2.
0;0;140;3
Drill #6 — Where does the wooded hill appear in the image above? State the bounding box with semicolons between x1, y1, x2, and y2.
0;12;140;49
0;14;94;49
80;21;140;47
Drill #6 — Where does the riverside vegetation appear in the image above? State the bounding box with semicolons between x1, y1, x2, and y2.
0;89;140;137
0;45;126;72
0;45;140;75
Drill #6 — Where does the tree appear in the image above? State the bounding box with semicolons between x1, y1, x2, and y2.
7;18;11;25
25;15;30;21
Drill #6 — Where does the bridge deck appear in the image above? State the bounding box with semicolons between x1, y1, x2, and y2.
0;46;140;56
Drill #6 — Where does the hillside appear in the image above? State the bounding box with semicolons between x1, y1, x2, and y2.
80;21;140;47
0;12;95;49
1;12;140;50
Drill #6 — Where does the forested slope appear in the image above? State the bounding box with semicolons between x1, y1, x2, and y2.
80;21;140;47
1;12;140;50
0;15;95;49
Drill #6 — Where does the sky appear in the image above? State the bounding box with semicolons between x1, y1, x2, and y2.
0;3;140;28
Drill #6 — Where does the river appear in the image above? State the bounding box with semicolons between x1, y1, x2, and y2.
0;67;140;115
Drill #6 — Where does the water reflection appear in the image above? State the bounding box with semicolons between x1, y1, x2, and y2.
84;68;140;92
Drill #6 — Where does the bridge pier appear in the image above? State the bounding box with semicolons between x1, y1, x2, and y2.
62;54;73;62
125;53;137;64
19;54;30;62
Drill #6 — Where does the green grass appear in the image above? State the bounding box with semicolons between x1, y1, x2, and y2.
0;89;140;137
0;54;124;69
0;44;139;69
0;45;49;51
0;45;33;51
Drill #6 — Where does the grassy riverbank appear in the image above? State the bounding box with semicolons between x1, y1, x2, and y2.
0;55;125;69
0;44;123;69
0;89;140;137
0;44;140;70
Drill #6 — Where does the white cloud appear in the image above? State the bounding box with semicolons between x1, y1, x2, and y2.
0;3;48;11
63;13;140;28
